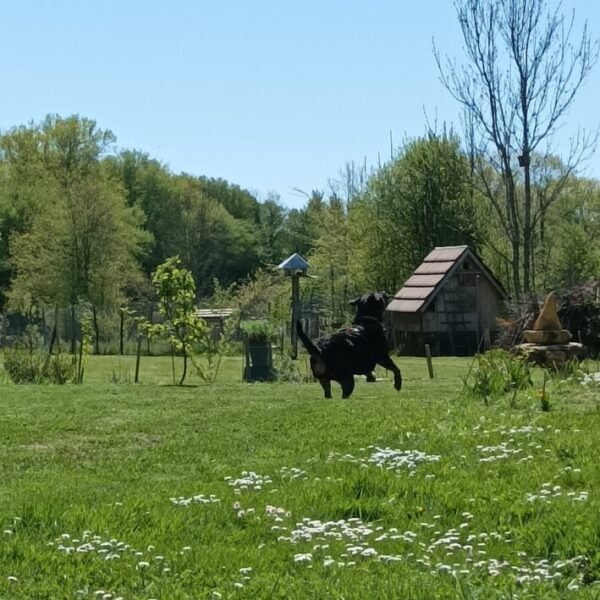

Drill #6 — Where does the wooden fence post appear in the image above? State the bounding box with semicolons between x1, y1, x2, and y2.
424;344;434;379
134;334;142;383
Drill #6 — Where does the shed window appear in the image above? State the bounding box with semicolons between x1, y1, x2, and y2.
458;273;477;287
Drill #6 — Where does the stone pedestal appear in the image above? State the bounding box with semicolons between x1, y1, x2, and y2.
514;342;586;368
522;329;572;344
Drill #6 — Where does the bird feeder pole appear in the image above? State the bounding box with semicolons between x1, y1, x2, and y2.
291;272;300;359
277;253;310;360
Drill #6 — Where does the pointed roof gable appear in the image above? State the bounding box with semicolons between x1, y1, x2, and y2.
278;252;309;271
387;245;507;313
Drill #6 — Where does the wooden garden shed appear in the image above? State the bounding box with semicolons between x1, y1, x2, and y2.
195;308;235;340
386;245;508;356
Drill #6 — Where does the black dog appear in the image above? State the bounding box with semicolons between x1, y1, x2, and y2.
349;292;388;323
349;292;389;383
296;293;402;398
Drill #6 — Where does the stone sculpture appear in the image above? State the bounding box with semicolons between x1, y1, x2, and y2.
515;291;585;367
522;291;572;345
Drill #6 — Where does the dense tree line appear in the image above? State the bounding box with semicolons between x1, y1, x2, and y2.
1;113;599;343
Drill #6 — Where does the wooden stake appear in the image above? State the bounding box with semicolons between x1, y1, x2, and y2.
134;334;142;383
425;344;434;379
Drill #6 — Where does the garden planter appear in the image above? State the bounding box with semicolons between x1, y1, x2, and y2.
244;341;275;382
249;344;271;366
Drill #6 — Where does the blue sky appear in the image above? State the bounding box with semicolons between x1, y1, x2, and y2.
2;1;598;209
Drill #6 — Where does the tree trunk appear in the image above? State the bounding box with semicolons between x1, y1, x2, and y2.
179;342;187;385
70;304;76;355
523;166;532;295
504;160;522;298
119;308;125;355
147;304;153;356
92;305;100;355
134;334;142;383
170;345;176;384
48;304;59;356
521;75;532;294
77;333;84;383
330;264;335;321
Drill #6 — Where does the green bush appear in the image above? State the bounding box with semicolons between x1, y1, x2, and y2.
275;353;302;382
3;348;76;384
47;351;77;384
3;348;44;384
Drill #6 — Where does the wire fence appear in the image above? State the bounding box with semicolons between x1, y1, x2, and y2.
0;304;334;357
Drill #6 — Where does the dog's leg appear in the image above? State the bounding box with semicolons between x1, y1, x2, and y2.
340;376;355;399
376;355;402;391
365;372;376;382
319;377;332;399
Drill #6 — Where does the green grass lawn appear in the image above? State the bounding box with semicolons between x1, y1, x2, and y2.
1;354;599;599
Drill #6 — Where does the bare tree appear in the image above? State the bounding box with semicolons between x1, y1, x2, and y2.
435;0;598;296
328;160;370;208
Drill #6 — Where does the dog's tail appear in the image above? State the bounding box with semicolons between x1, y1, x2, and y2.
296;320;320;357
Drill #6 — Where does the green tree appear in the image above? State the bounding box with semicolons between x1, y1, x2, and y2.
8;165;147;351
257;195;288;265
354;131;482;292
541;176;600;288
285;191;326;257
39;114;115;188
308;196;356;324
0;126;57;305
168;175;259;296
197;176;260;222
151;256;207;385
105;150;178;276
107;156;264;296
549;222;598;288
0;117;152;356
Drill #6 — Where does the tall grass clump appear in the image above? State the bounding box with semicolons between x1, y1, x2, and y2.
463;349;533;405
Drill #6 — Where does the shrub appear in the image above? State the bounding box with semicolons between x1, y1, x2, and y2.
3;348;44;384
3;348;76;384
275;354;302;382
193;313;238;383
463;349;533;405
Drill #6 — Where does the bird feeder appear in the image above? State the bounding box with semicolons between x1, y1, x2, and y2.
278;253;309;359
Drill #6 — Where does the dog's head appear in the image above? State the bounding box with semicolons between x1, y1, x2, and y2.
349;292;389;323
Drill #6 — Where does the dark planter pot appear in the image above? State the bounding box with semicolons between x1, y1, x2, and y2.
244;336;275;382
249;344;271;366
244;365;275;382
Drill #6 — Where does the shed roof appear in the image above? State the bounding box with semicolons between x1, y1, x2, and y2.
196;308;235;320
386;299;427;313
386;245;508;314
